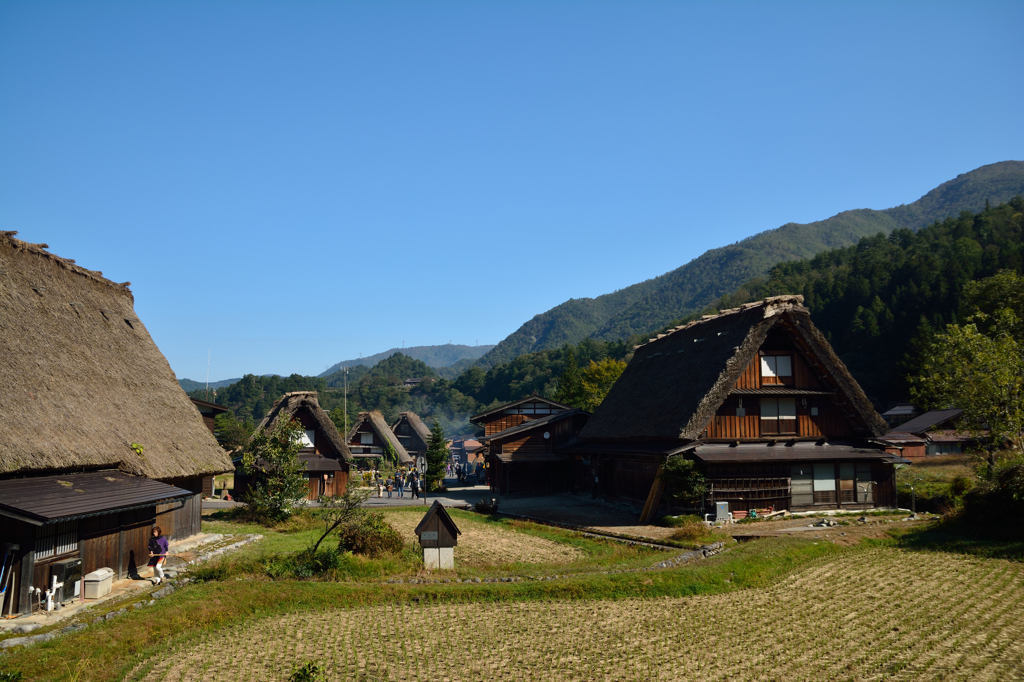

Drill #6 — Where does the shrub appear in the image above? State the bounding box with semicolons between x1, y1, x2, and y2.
0;671;24;682
337;511;404;557
190;562;230;583
658;514;703;528
667;516;711;543
658;458;707;508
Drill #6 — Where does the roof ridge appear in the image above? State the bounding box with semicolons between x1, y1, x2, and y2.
633;295;806;350
1;232;133;293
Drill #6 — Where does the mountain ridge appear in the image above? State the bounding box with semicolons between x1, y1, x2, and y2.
478;160;1024;367
318;343;495;377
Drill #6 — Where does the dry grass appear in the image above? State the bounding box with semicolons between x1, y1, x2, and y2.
382;510;584;566
129;547;1024;681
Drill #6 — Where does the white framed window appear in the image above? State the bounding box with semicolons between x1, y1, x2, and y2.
360;432;373;445
760;354;793;379
295;430;315;449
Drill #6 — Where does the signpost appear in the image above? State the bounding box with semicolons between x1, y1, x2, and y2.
417;456;428;505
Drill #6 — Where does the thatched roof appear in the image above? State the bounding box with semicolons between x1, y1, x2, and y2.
0;232;233;479
580;295;887;441
253;391;352;462
393;411;431;449
348;411;413;464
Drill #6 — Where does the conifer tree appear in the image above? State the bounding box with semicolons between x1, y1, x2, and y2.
425;419;449;492
553;347;585;407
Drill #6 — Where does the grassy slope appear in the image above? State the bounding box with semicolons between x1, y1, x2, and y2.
479;161;1024;367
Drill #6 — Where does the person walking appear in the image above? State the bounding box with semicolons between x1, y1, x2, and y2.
395;471;403;498
410;474;419;500
148;526;169;584
385;477;393;498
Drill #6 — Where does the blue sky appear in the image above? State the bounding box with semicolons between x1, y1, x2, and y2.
2;1;1022;381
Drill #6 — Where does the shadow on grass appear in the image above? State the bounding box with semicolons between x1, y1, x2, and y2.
889;520;1024;562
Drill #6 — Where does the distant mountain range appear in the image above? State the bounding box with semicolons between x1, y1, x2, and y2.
318;344;495;377
478;160;1024;367
178;377;243;393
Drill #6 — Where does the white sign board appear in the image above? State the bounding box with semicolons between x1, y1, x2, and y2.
417;456;428;474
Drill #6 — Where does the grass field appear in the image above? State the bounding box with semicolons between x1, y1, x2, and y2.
127;546;1024;681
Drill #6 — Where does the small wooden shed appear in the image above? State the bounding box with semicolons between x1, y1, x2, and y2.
414;501;460;570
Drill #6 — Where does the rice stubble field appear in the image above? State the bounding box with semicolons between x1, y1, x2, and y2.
129;547;1024;681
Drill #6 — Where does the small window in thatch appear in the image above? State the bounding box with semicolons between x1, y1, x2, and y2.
124;319;134;329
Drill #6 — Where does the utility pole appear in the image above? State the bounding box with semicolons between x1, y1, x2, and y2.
343;366;349;435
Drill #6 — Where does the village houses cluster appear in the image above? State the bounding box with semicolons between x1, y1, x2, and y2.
0;231;964;617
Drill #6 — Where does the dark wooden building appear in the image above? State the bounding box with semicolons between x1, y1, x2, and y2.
0;232;233;616
483;409;590;496
470;395;583;495
471;395;574;437
888;408;979;456
235;392;354;501
347;411;414;466
577;295;905;520
391;412;431;461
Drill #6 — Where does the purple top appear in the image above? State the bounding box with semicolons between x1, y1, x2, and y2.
149;535;169;557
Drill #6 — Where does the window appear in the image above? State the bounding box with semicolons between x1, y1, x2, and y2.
35;520;78;561
760;354;793;385
360;432;373;445
813;463;837;504
296;430;315;449
760;397;797;435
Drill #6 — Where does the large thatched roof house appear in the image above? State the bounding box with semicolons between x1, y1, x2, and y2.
0;232;232;615
347;411;414;465
234;391;353;501
391;411;431;460
574;295;904;520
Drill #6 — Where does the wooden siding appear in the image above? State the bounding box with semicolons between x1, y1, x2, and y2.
733;352;824;391
481;414;530;436
610;458;660;501
704;395;854;439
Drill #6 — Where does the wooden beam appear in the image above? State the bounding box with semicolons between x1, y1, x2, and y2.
639;466;666;524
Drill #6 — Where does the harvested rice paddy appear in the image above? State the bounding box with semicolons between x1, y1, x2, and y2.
382;509;585;566
130;547;1024;681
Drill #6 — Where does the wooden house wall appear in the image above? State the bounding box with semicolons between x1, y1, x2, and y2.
704;395;853;440
156;476;203;541
481;414;530;436
608;457;660;501
702;460;898;514
490;458;570;495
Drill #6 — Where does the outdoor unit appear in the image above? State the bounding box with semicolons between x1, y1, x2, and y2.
50;557;82;604
715;501;730;523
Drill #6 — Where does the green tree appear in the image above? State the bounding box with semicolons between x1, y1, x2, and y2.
383;436;398;466
213;411;254;451
240;418;308;523
658;457;707;509
910;309;1024;455
424;419;449;492
553;347;586;407
579;358;627;411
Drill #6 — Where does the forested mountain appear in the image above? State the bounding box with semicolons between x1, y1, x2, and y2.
319;344;495;376
178;377;242;393
189;339;636;437
479;161;1024;367
683;197;1024;404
